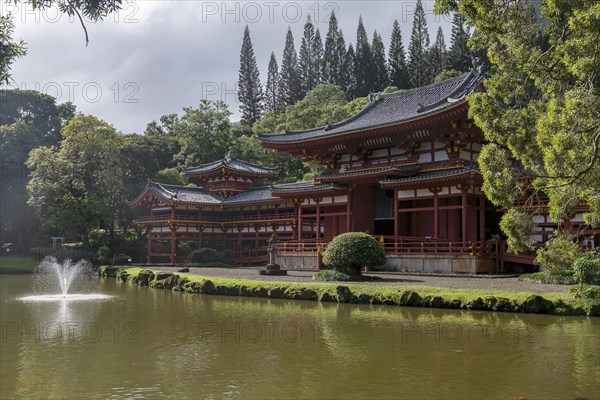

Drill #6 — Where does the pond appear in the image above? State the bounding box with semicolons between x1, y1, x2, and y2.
1;275;598;399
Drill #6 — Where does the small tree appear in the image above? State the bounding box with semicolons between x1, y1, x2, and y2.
322;232;387;276
535;233;580;277
573;252;600;298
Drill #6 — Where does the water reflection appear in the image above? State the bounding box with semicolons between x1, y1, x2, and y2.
1;275;599;399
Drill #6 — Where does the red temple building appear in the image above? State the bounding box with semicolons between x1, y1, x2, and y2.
131;69;598;272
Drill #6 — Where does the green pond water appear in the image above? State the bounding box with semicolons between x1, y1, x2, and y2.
0;274;598;399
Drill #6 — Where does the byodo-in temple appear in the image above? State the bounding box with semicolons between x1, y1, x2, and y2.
131;69;599;273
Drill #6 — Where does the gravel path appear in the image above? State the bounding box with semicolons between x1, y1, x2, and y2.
155;266;569;293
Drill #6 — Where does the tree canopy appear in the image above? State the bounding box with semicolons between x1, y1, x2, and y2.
435;0;600;251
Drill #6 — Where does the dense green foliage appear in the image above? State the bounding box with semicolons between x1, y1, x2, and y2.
0;15;26;85
172;100;232;167
0;90;76;251
27;115;124;247
322;232;387;275
436;0;600;252
535;233;579;276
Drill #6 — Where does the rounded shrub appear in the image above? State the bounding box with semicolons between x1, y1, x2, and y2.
322;232;387;275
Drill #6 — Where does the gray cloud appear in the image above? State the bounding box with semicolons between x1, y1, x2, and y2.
6;1;453;134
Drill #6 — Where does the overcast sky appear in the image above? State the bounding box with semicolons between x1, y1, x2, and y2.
5;1;454;134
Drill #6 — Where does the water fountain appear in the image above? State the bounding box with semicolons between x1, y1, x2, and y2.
19;257;112;302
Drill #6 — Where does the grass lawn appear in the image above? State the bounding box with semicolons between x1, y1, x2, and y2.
0;256;40;271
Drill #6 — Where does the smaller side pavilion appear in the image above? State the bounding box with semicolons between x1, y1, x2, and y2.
184;150;279;197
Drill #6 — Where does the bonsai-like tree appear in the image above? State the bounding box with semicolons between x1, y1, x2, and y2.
322;232;387;276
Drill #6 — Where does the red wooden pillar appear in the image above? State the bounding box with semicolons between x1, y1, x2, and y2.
393;188;399;237
147;229;153;264
461;189;468;244
292;202;298;240
297;201;303;240
170;226;177;264
479;195;486;242
237;226;243;264
433;189;440;239
316;199;321;240
347;190;353;232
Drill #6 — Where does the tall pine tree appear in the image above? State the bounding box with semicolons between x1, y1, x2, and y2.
344;44;357;98
371;30;389;92
408;0;431;87
322;12;346;86
313;28;324;84
237;25;263;125
298;15;319;96
428;27;447;81
448;12;471;72
278;27;302;108
354;16;373;97
265;52;280;113
388;19;410;89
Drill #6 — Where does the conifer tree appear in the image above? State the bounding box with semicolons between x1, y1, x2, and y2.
408;0;431;87
278;27;302;108
388;19;410;89
428;27;447;81
344;44;357;98
298;15;319;96
237;25;264;125
371;30;389;92
322;12;346;86
313;28;324;84
265;52;280;113
354;16;373;97
336;29;348;88
448;12;472;72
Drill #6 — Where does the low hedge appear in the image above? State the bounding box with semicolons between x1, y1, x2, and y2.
313;270;351;281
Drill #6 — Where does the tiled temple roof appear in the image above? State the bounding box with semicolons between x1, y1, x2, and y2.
135;181;344;207
270;182;346;194
222;186;281;204
146;181;223;204
185;153;279;176
379;163;480;186
319;164;421;181
258;68;483;144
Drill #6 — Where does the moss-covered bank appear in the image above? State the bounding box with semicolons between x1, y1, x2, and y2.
98;266;600;316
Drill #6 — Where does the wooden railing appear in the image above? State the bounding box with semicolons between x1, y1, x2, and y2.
277;236;498;257
136;212;295;224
